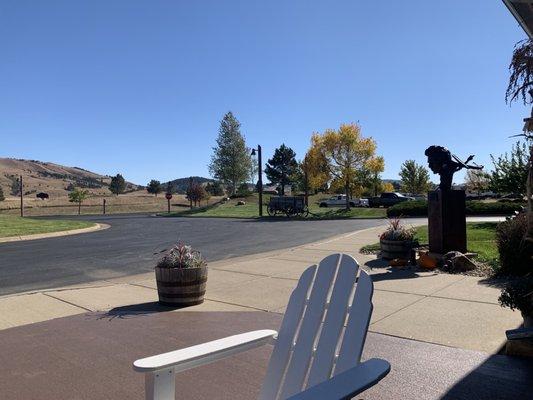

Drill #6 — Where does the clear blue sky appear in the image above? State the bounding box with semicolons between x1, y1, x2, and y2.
0;1;529;185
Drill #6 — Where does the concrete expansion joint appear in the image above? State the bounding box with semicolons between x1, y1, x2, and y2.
42;292;93;312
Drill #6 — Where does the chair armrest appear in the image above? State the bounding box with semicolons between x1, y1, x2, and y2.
287;358;390;400
133;329;277;374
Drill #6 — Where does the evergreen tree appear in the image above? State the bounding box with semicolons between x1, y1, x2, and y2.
146;179;162;196
109;174;126;195
205;181;224;196
265;144;298;196
399;160;431;195
209;112;252;195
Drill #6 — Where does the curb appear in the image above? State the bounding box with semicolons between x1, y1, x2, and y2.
0;223;110;243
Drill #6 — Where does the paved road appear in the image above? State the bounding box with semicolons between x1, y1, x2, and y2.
0;214;387;296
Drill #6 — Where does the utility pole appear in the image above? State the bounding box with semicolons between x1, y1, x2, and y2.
189;177;193;209
19;175;24;217
258;145;263;216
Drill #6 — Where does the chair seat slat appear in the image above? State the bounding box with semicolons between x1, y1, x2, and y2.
334;271;373;375
306;255;359;387
259;265;316;400
277;254;339;400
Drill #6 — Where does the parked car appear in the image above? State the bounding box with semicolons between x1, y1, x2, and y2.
368;192;414;208
319;195;369;208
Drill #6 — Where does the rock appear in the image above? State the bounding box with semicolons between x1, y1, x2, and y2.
442;251;477;272
237;201;246;206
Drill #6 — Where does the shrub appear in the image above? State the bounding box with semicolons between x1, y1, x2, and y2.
499;274;533;316
380;217;416;241
387;200;524;217
465;201;524;215
496;213;533;275
157;243;207;269
387;200;427;217
236;183;252;197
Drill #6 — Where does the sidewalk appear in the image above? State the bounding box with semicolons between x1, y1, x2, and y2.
0;222;521;353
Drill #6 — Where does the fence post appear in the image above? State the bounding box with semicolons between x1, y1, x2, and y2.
103;199;106;215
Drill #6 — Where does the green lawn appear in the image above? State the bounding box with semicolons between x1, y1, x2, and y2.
361;222;499;267
165;193;386;219
414;223;499;267
0;215;95;238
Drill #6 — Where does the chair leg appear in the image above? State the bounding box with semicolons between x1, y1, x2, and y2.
145;368;175;400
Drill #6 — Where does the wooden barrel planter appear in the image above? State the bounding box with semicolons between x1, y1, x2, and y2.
380;239;414;260
155;266;208;307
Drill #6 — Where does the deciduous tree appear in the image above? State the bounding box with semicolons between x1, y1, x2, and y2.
309;123;377;209
209;112;252;195
465;170;491;195
489;141;529;195
506;39;533;246
109;174;126;196
399;160;431;195
265;144;298;196
68;188;89;215
186;183;208;207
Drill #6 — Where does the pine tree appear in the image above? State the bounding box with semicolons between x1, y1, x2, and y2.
265;144;298;196
208;112;252;195
146;180;162;196
109;174;126;195
399;160;431;195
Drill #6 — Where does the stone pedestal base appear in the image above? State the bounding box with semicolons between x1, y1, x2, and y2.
428;190;467;254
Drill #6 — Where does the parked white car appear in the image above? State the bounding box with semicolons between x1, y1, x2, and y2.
319;195;369;208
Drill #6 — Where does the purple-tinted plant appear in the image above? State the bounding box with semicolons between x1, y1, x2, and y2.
380;217;415;241
157;242;207;269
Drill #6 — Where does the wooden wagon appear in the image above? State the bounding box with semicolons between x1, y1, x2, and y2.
267;196;309;217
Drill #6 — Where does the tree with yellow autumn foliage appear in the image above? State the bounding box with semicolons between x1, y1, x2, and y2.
307;123;378;210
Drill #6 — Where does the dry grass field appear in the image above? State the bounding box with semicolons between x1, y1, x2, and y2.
0;158;225;216
0;191;222;216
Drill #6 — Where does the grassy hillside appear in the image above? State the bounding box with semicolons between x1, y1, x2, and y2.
0;158;139;198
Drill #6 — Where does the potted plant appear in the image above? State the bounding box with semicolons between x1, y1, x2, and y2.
155;242;208;307
499;274;533;328
379;217;417;260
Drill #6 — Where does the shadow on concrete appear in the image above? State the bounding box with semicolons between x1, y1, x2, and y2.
439;353;533;399
97;301;182;320
478;275;516;289
364;259;439;283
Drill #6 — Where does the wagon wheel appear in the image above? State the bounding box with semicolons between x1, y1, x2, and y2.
301;206;309;218
267;206;277;216
285;206;295;217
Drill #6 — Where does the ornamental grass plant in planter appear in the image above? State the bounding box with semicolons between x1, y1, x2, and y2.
379;217;417;260
155;242;208;307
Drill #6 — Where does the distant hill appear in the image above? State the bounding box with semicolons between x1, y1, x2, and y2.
165;176;214;194
0;158;140;198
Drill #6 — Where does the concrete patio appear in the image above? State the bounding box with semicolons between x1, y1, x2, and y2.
0;224;530;399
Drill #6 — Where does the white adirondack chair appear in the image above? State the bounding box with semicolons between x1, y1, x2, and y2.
133;253;390;400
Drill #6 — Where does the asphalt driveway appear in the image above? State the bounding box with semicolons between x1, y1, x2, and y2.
0;214;386;296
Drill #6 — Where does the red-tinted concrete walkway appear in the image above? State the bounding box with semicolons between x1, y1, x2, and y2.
0;304;531;400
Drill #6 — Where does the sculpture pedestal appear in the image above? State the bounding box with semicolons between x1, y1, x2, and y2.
428;190;467;254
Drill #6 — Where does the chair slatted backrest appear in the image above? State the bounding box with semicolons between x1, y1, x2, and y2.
259;253;373;400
